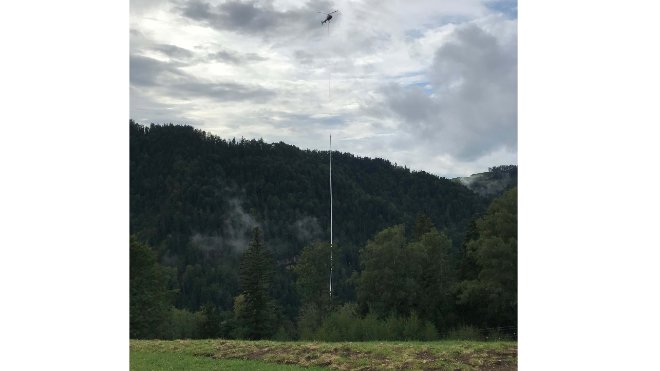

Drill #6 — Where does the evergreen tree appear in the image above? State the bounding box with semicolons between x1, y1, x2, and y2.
199;303;221;338
356;225;422;317
409;228;456;331
130;237;171;338
455;218;482;326
357;225;456;330
458;218;481;281
236;227;277;339
457;187;517;328
294;241;333;310
413;213;435;241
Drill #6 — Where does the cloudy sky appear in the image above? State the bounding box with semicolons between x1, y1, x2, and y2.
130;0;517;177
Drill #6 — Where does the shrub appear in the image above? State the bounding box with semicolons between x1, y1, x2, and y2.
446;325;483;341
485;327;516;341
272;319;298;341
311;305;438;341
420;321;439;341
297;303;322;340
272;326;290;341
162;307;205;339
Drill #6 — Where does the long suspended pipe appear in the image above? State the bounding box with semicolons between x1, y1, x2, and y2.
329;134;333;297
328;22;331;100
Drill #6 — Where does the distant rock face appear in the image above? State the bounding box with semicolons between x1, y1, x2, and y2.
454;165;517;198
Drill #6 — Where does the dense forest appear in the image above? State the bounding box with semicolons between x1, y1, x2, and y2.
130;121;517;340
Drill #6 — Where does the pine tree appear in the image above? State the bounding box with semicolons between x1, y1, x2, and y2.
236;227;276;339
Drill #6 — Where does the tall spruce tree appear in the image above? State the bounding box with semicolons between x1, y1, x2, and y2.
130;237;171;339
236;227;276;339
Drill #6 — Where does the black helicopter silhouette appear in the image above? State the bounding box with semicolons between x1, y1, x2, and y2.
319;10;339;24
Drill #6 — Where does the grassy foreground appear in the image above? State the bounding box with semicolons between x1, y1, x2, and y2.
131;339;517;370
131;351;330;370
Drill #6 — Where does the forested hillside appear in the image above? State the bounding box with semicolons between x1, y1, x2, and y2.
454;165;518;198
130;120;517;340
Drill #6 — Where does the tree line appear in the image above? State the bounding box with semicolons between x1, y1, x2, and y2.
131;189;517;340
129;120;516;340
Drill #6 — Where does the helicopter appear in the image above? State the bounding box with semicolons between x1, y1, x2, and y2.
319;10;339;25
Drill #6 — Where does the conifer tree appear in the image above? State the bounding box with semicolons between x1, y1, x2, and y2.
458;187;517;328
130;237;171;338
413;213;435;241
236;227;276;339
294;242;333;310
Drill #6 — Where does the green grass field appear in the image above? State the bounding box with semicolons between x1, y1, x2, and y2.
131;352;330;370
130;339;517;370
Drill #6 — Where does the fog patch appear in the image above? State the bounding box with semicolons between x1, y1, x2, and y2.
455;170;516;197
188;197;260;254
190;233;224;251
223;198;260;252
291;216;322;243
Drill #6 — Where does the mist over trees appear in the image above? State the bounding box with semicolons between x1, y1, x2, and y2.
129;121;517;340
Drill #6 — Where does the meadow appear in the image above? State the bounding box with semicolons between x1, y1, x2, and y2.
130;339;517;370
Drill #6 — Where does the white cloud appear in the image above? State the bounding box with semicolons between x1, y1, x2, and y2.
130;0;517;177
